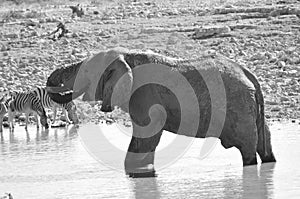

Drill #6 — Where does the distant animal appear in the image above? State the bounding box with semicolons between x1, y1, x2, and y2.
0;95;11;132
8;91;49;130
70;4;84;18
49;22;69;41
32;87;79;124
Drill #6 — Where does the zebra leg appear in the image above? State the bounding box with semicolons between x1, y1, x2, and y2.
30;95;49;129
52;107;57;124
8;110;15;130
25;112;29;131
0;115;3;132
64;108;71;124
34;113;40;129
65;102;79;124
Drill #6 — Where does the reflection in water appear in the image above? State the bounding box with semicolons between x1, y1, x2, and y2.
26;130;30;143
68;125;79;138
0;123;299;199
40;129;49;141
242;164;275;199
223;169;243;199
131;178;160;199
0;131;3;143
9;131;17;144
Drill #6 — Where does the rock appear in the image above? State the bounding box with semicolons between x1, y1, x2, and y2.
192;26;231;39
16;73;29;78
32;68;39;74
229;24;258;30
19;63;27;68
288;70;298;75
72;32;79;38
31;31;39;37
280;96;289;102
0;43;7;51
4;33;19;39
271;106;281;112
3;52;8;56
250;52;266;61
265;100;279;105
71;48;81;54
46;16;57;22
285;47;296;54
61;38;69;45
277;61;286;68
69;54;76;60
96;37;102;42
39;18;46;23
75;53;86;59
288;92;297;96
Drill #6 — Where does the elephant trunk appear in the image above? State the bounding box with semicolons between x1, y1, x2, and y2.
46;61;84;104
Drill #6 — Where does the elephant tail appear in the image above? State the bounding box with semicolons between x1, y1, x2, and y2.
241;66;267;156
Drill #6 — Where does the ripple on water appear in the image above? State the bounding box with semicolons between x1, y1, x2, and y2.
0;122;300;199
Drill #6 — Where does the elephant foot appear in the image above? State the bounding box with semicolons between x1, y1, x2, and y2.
129;170;157;178
240;148;257;166
243;156;257;166
261;152;276;163
126;164;157;178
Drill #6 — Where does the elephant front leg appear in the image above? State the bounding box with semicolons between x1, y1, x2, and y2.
125;130;162;178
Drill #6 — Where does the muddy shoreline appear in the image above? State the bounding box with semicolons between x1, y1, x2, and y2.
0;0;299;124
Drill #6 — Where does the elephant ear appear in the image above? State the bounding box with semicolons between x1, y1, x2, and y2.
101;55;133;112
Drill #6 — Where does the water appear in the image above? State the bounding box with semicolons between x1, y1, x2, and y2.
0;122;299;199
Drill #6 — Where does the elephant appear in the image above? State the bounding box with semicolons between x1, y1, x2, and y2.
46;47;276;177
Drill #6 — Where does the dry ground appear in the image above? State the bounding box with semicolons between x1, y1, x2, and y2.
0;0;299;123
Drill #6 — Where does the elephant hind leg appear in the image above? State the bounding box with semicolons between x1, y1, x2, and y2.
237;144;258;166
256;124;276;163
221;113;258;166
237;123;258;166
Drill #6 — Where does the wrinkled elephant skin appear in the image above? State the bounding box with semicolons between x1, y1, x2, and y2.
46;47;276;177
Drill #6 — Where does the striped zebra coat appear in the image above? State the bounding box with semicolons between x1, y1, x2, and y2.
8;91;49;130
0;95;10;132
32;87;79;124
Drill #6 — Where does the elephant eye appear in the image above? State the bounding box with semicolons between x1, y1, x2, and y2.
106;69;115;80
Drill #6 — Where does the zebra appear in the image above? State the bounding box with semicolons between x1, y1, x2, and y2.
0;95;11;132
8;91;49;130
32;87;79;125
